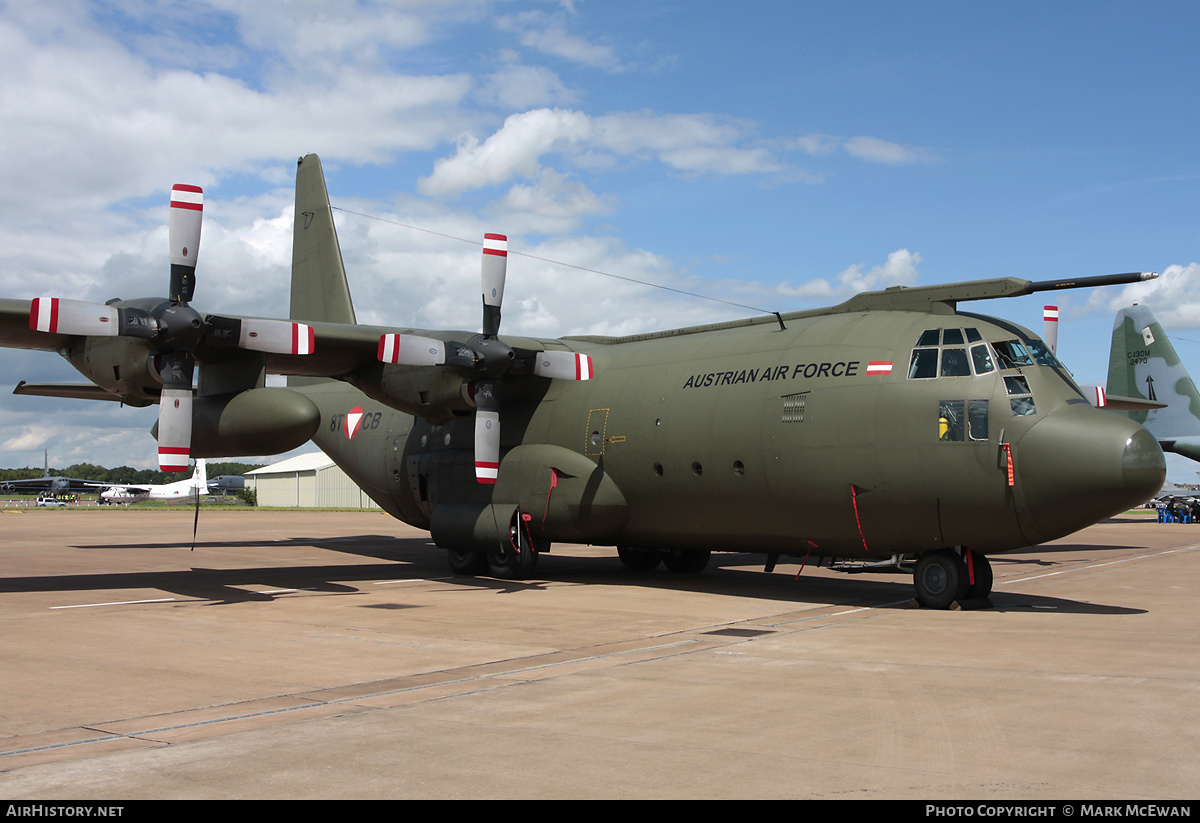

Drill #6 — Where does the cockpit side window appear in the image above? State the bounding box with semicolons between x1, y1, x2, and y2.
909;349;938;379
993;340;1034;369
1021;339;1061;368
1004;375;1037;416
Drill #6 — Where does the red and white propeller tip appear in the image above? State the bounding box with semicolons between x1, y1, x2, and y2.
240;320;315;355
481;233;507;338
29;298;118;335
158;390;193;472
1043;305;1059;355
534;351;594;380
169;185;203;303
378;334;446;365
475;409;501;484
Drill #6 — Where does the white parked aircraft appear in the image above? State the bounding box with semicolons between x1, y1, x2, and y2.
96;460;208;504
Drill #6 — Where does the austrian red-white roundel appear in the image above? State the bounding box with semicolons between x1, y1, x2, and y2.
345;405;364;439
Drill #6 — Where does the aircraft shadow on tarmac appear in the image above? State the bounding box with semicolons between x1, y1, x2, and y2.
3;534;1146;615
524;551;1149;616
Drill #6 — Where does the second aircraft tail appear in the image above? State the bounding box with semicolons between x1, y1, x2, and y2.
1108;304;1200;460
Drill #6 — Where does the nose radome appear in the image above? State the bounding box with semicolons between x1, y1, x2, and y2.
1123;426;1167;499
1014;407;1164;543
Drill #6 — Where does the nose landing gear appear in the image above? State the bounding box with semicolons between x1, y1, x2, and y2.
913;548;992;609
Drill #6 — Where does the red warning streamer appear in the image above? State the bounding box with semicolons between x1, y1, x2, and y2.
543;468;559;525
850;484;870;553
1001;443;1015;486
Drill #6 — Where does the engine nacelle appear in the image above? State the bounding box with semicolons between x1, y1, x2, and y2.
151;387;321;458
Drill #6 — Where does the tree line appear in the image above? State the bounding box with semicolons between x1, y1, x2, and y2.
0;462;265;486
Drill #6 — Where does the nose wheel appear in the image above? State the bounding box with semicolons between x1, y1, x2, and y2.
913;548;992;608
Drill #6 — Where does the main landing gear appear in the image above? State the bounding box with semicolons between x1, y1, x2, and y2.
445;515;545;580
913;548;992;609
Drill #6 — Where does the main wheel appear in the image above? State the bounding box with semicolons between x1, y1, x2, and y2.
617;545;661;570
661;548;710;573
447;548;488;576
488;517;539;580
913;549;969;609
964;550;993;599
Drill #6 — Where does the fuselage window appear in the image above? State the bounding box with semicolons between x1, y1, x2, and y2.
942;328;965;346
939;399;990;442
965;328;983;343
939;400;965;441
917;329;940;347
968;400;989;441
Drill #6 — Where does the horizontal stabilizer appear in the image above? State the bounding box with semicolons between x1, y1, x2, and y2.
1100;394;1167;412
14;381;123;402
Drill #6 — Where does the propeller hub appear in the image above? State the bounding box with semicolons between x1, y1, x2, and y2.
153;302;206;350
471;335;516;377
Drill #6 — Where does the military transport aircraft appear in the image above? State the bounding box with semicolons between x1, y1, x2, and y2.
93;459;209;505
0;155;1168;608
0;450;99;495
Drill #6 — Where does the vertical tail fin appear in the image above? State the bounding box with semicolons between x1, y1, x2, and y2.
1108;304;1200;439
291;154;356;325
193;459;208;492
289;154;355;388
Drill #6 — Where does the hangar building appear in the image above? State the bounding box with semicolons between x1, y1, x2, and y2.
245;451;381;509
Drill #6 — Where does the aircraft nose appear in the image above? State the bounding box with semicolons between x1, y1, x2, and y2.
1122;426;1166;495
1014;407;1165;543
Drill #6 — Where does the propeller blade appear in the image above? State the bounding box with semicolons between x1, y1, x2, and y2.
475;410;500;484
29;299;162;340
29;298;119;336
206;316;315;354
473;381;500;484
378;334;447;366
157;389;193;472
533;350;594;381
156;352;194;472
1043;305;1058;355
169;184;203;303
481;233;507;337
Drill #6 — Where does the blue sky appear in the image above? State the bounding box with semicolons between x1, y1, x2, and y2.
1;0;1199;479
